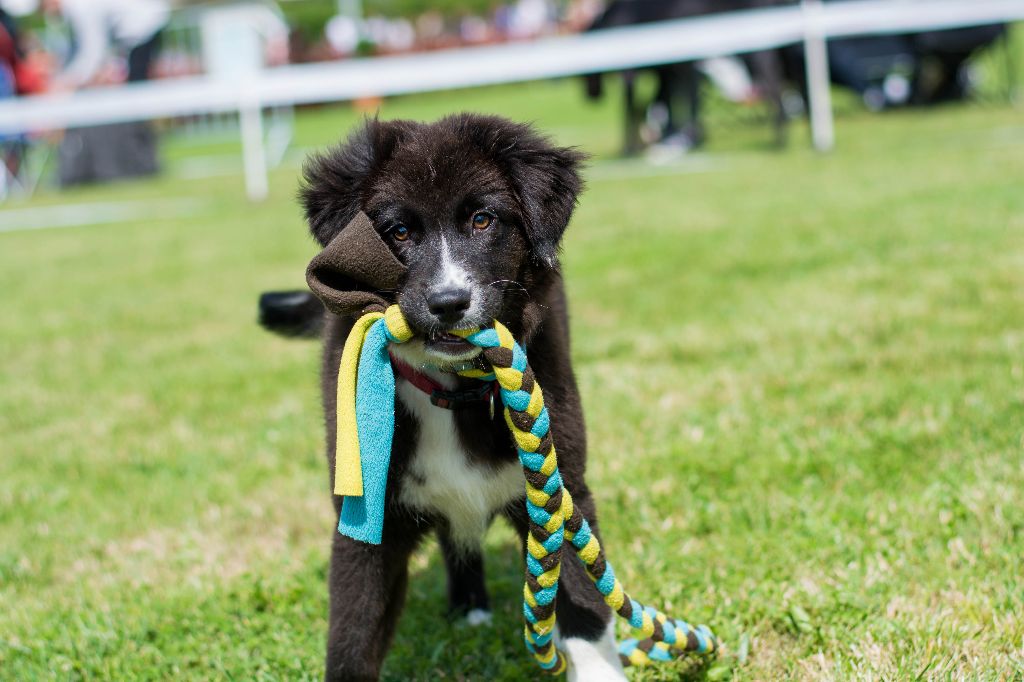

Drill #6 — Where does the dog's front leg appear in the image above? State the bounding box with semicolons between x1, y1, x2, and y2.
437;528;491;623
324;529;420;682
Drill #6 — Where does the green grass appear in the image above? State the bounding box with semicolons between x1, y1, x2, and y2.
3;62;1024;679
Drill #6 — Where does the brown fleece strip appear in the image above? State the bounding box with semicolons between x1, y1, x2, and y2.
306;212;408;317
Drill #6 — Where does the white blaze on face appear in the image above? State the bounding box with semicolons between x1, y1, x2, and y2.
438;233;472;291
432;232;480;327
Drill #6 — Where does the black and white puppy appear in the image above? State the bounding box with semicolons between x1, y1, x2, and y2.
279;114;624;681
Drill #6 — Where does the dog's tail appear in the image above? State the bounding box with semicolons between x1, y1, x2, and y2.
258;290;325;339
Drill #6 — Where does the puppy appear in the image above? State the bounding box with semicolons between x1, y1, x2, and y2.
278;114;624;681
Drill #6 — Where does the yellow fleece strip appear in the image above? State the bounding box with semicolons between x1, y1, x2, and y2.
333;312;384;497
526;383;544;417
606;582;625;611
494;365;523;391
536;565;561;588
526;485;550;508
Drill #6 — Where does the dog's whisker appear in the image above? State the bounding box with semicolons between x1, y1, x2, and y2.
488;279;532;299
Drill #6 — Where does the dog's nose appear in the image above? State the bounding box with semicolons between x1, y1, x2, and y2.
427;287;472;325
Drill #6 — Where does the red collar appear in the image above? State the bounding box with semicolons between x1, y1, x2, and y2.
390;355;498;411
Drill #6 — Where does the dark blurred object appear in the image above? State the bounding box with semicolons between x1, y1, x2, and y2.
584;0;790;155
0;7;17;66
813;21;1007;110
1;6;26;185
58;122;159;187
825;35;916;110
127;30;163;83
258;291;325;339
55;3;168;188
909;24;1008;104
783;1;1008;110
0;7;48;94
586;0;1010;154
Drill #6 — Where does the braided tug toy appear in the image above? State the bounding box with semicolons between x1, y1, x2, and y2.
308;213;717;673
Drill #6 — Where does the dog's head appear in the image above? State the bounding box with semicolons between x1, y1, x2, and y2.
301;114;584;368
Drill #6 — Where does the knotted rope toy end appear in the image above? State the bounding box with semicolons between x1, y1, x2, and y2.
335;304;718;670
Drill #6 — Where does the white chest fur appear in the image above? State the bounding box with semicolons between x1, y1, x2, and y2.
396;377;525;549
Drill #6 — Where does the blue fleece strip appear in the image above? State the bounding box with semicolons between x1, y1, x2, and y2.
503;388;531;412
571;519;591;548
533;583;558;606
338;319;394;545
650;645;673;661
542;470;562;495
595;562;617;595
696;625;713;652
531;407;550;437
529;630;553;647
511;342;528;371
466;328;499;347
519;449;546;471
527;500;550;526
541;527;564;553
628;599;644;629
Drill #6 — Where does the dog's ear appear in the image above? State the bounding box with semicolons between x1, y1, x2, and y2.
299;118;411;246
467;117;586;267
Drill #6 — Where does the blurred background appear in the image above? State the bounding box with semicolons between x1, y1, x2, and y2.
2;1;1023;680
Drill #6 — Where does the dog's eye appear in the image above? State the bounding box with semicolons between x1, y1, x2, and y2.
471;212;494;231
392;224;410;242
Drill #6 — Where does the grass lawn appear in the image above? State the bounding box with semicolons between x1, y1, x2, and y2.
2;59;1024;679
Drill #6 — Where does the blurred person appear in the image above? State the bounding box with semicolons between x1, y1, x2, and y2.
459;15;490;45
414;12;446;48
563;0;603;33
1;3;21;182
43;0;170;88
0;5;21;76
584;0;789;155
506;0;553;40
42;0;171;188
0;0;46;93
363;16;414;53
0;1;37;185
325;13;360;56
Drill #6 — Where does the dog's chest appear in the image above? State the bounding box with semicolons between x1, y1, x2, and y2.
396;380;524;547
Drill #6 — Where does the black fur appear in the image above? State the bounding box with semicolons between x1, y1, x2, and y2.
291;114;605;681
259;291;325;338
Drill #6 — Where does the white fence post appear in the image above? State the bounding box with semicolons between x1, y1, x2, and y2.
803;0;835;152
240;97;269;202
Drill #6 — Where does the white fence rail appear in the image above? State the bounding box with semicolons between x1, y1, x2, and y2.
1;0;1022;200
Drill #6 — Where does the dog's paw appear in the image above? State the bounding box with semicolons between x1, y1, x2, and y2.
560;621;628;682
465;609;493;627
565;649;627;682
